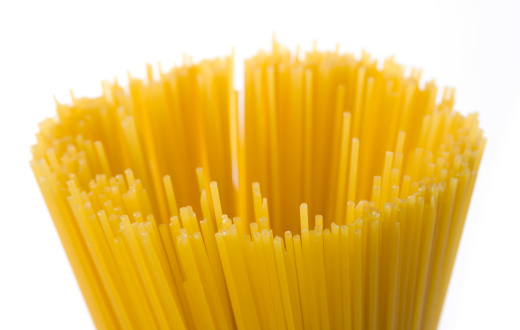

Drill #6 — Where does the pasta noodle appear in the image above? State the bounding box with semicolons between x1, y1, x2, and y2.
31;37;485;330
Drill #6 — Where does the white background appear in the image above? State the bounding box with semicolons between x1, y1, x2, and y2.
1;0;519;329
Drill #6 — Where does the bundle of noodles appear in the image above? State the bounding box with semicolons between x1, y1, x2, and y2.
30;38;485;330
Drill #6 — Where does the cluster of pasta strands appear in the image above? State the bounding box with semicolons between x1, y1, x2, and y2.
31;38;485;330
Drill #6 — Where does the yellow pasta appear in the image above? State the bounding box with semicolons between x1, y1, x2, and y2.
31;37;485;329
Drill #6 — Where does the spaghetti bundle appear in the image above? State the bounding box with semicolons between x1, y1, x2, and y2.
31;38;485;330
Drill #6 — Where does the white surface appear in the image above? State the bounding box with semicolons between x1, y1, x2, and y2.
0;0;519;329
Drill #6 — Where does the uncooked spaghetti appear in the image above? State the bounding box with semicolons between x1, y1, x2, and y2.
31;38;485;330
